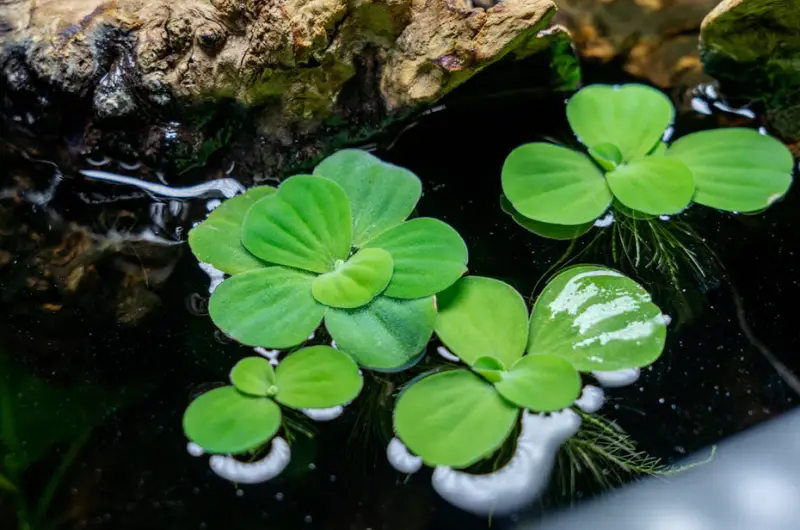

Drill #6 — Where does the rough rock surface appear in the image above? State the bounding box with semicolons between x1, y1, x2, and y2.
700;0;800;142
552;0;718;89
0;0;570;174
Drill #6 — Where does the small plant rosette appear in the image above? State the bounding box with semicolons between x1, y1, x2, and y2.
501;83;795;239
393;265;668;468
183;347;363;455
188;149;469;371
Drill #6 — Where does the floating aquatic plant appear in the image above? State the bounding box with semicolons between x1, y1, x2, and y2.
393;265;667;468
189;149;468;370
501;83;794;239
183;347;362;454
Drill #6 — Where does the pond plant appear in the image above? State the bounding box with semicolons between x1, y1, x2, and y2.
183;348;362;455
188;149;468;371
501;83;795;240
394;265;667;468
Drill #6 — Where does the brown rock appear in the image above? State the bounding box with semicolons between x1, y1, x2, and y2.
700;0;800;142
553;0;718;88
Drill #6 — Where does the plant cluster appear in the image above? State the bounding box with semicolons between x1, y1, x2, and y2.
394;265;666;467
501;83;794;239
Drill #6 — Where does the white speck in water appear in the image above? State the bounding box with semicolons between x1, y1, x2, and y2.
118;160;142;171
209;437;291;484
275;492;284;501
662;313;672;326
330;340;338;349
436;346;460;363
186;442;205;457
301;406;344;421
593;212;615;228
759;126;768;135
236;489;244;497
86;155;112;167
307;330;316;340
659;398;666;404
387;438;423;474
255;347;281;364
662;125;674;142
431;409;581;515
304;515;312;523
206;199;222;211
592;367;641;388
659;215;671;221
573;385;605;413
308;463;316;470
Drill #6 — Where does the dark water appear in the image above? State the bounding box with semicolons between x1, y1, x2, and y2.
1;77;799;530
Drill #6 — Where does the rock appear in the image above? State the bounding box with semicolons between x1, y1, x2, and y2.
0;0;574;175
552;0;719;89
700;0;800;142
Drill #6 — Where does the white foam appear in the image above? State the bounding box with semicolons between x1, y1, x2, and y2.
199;262;225;294
593;212;615;228
209;437;291;484
187;442;205;457
574;385;605;413
387;438;423;474
436;346;460;363
301;406;344;421
80;169;244;199
431;409;581;516
592;367;641;388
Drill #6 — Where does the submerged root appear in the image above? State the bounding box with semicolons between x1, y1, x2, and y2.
554;411;665;498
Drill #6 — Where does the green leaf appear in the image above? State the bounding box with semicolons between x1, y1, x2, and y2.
666;128;794;212
613;200;656;220
567;84;674;161
649;141;668;156
365;218;468;299
275;346;363;409
313;149;422;246
394;370;519;468
588;142;622;171
500;195;593;240
472;356;506;383
312;248;394;308
210;267;325;348
325;295;436;370
502;143;613;225
435;277;529;367
242;175;353;274
230;357;277;397
0;473;16;493
528;265;666;371
606;156;695;215
494;354;581;412
188;186;276;274
183;387;281;454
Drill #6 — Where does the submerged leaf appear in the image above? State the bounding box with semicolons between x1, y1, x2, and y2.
365;218;468;299
275;346;363;409
325;295;435;370
230;357;277;397
210;267;325;348
313;149;422;246
394;370;519;468
502;143;612;225
494;354;581;412
567;84;674;161
242;175;352;274
606;156;695;215
528;265;666;371
666;128;793;212
435;276;529;367
183;387;281;454
188;186;275;275
500;195;593;240
312;248;394;308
